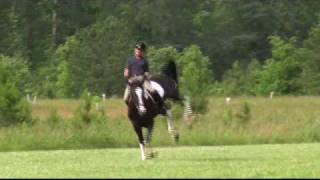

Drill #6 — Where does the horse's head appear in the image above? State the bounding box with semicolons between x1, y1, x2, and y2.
128;78;142;108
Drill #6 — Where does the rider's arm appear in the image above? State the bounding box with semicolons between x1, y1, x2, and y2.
124;67;129;78
124;59;132;79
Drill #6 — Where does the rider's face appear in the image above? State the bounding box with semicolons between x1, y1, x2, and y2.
134;48;143;58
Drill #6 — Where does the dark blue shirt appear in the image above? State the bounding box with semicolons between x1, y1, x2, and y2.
127;57;149;77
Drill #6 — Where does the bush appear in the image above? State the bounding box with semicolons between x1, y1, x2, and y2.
47;108;62;127
178;45;213;113
235;102;251;124
0;55;32;126
219;60;262;96
72;90;107;128
253;36;303;95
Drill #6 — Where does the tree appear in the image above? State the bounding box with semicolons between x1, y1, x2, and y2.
254;36;303;95
55;16;134;97
0;55;32;126
299;26;320;94
178;45;213;113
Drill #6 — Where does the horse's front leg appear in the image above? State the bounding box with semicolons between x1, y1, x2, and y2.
166;109;179;143
133;126;146;160
135;87;146;115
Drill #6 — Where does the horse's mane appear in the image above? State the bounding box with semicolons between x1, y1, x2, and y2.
150;60;180;100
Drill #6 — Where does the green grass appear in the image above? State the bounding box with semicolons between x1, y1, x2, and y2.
0;143;319;178
0;96;320;151
0;97;318;178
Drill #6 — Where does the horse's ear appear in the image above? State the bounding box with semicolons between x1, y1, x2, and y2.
161;60;178;83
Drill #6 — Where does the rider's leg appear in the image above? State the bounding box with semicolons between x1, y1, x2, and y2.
123;85;130;104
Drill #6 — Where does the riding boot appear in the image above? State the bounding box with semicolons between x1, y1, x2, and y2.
123;85;130;105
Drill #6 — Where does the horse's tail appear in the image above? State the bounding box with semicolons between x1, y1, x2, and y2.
160;60;178;84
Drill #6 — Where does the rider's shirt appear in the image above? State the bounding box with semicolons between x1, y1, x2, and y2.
127;57;149;77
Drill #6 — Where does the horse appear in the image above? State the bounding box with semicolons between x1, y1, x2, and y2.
126;60;192;160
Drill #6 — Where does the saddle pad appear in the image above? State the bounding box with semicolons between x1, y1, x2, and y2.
150;81;164;98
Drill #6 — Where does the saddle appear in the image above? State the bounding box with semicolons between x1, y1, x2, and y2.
128;76;166;114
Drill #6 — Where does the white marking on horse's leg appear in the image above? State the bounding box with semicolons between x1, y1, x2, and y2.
139;143;146;160
135;88;146;113
166;110;174;132
183;95;193;122
166;109;179;142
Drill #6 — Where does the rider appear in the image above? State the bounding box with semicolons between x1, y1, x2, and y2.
123;42;166;114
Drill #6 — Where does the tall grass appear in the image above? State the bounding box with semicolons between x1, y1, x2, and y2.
0;96;320;151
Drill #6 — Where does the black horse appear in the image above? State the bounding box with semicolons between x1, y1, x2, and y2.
127;61;192;160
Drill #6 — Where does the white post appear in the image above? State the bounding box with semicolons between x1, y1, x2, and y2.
226;97;231;105
102;93;106;102
32;95;37;104
270;91;274;99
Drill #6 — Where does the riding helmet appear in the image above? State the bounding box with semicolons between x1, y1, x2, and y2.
135;42;146;51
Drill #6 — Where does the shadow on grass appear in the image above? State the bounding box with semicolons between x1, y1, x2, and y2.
168;157;263;162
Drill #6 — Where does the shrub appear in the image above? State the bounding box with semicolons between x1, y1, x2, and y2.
0;55;32;126
72;90;107;128
254;36;303;95
47;108;62;127
178;45;213;113
235;102;251;124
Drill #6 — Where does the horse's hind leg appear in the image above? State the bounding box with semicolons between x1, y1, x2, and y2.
145;125;153;145
166;109;179;143
145;124;157;159
133;126;146;160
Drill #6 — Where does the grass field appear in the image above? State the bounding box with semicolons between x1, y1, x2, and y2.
1;97;320;178
0;143;319;178
1;96;320;151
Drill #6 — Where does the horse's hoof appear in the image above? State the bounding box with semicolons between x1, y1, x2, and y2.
169;129;179;143
146;151;158;159
173;133;179;143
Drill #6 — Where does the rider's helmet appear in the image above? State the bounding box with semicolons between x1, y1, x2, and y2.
135;42;146;51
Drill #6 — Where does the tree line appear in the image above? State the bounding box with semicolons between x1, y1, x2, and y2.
1;0;320;100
